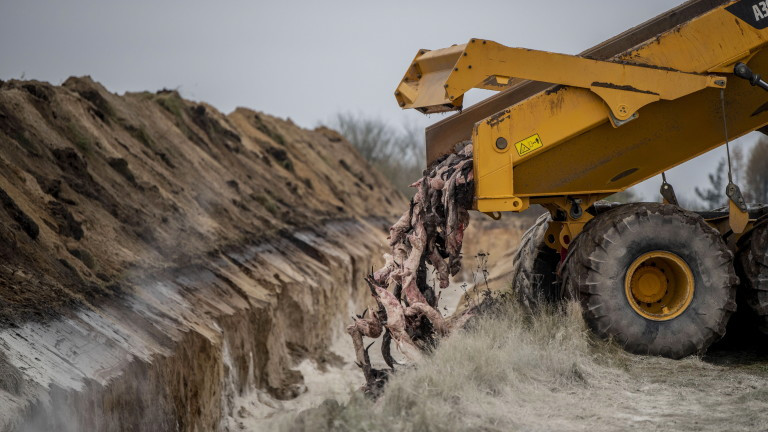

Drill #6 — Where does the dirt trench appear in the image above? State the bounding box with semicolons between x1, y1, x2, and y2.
8;220;390;431
0;77;406;430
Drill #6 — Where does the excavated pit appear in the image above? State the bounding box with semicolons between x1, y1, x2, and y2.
0;77;408;431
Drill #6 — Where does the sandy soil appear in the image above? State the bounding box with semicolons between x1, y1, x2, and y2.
3;75;764;432
261;300;768;432
0;77;404;430
236;215;534;431
234;208;768;432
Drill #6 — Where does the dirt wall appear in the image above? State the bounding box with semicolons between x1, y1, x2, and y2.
0;77;403;431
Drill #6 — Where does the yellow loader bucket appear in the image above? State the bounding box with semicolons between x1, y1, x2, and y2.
395;44;466;113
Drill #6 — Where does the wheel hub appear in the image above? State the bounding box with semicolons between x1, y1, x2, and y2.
631;266;667;303
625;251;694;321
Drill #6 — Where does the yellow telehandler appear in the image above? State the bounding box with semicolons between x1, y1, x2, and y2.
396;0;768;358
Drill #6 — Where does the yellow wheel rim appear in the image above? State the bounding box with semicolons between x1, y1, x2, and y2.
624;251;694;321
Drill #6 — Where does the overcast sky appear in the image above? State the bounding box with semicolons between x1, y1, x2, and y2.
0;0;759;203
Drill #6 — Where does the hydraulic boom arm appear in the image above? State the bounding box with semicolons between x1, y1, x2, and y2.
396;40;726;126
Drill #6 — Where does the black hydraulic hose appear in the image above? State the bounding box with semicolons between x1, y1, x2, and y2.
734;62;768;92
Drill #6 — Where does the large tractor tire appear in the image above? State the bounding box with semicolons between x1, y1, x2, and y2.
510;202;622;305
510;212;561;305
736;220;768;334
561;203;738;358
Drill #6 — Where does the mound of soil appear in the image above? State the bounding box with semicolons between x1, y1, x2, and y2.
0;77;404;430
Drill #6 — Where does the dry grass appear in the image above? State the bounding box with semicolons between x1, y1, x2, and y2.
269;293;768;432
271;297;624;432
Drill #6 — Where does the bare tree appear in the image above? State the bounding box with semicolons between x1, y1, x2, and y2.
694;159;726;209
732;145;745;186
746;137;768;203
332;113;398;163
328;113;426;196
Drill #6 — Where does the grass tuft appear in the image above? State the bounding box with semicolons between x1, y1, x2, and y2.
155;92;186;120
271;296;630;432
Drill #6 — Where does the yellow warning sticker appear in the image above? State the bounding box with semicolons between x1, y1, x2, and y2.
514;134;543;156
